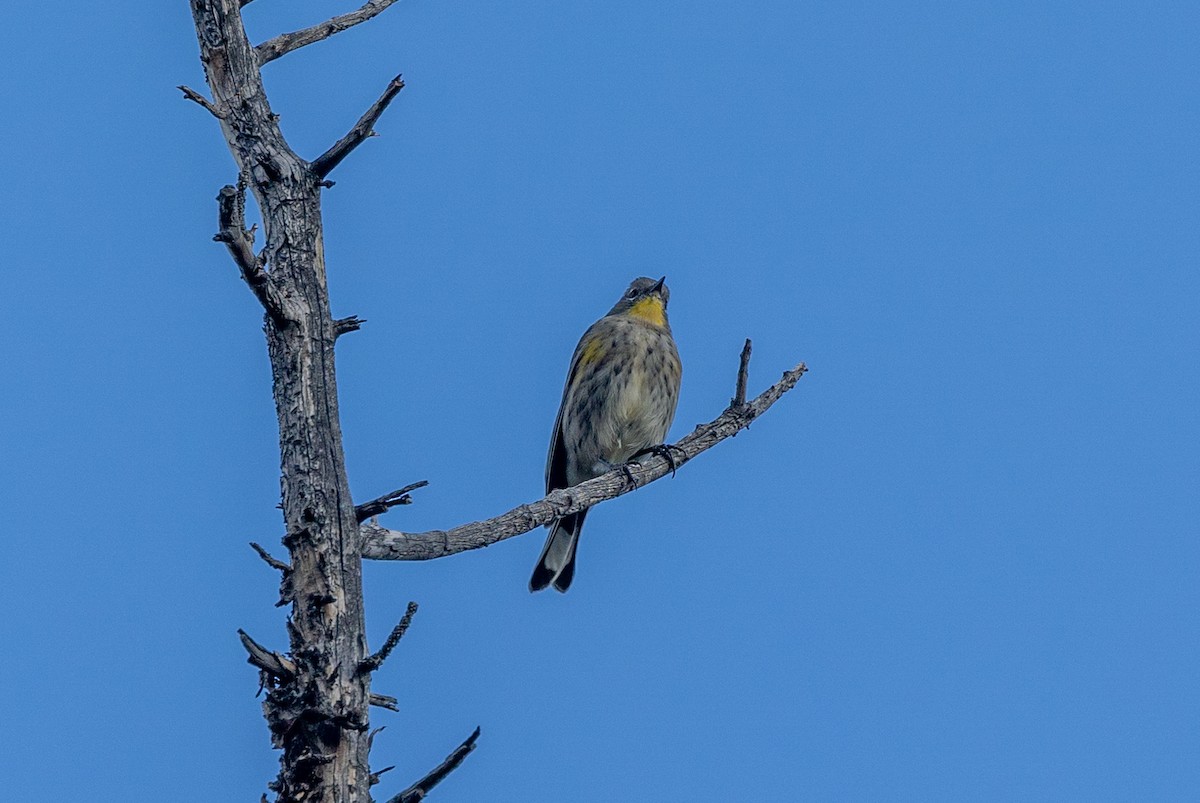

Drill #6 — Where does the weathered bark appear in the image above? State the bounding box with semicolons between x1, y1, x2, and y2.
189;2;370;800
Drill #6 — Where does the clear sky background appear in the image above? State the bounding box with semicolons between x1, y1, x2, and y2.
1;1;1197;800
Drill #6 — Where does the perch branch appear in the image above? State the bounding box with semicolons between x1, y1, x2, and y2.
359;602;419;674
362;356;808;561
356;481;429;523
213;182;289;323
386;727;482;803
311;75;405;178
255;0;403;65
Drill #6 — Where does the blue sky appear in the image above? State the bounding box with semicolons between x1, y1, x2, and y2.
1;1;1197;800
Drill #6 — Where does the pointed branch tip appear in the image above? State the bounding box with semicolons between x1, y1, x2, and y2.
733;338;753;408
387;727;482;803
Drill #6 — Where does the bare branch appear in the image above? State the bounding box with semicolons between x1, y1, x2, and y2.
250;541;291;572
386;727;482;803
255;0;403;65
733;338;752;407
335;315;366;338
370;693;399;711
311;74;405;178
368;726;386;752
250;542;295;608
177;85;223;118
363;359;808;561
359;602;419;674
371;765;396;786
214;182;290;323
238;629;296;680
356;481;429;523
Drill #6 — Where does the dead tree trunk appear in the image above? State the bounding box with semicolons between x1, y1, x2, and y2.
185;3;411;801
183;2;805;802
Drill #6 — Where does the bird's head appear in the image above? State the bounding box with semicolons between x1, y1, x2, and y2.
608;276;670;326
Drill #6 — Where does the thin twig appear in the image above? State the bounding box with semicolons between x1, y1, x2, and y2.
362;358;808;561
733;338;752;408
386;727;482;803
255;0;403;65
359;602;419;674
250;542;295;607
214;182;290;323
311;75;405;178
371;766;396;786
355;481;429;523
368;726;386;752
177;85;223;118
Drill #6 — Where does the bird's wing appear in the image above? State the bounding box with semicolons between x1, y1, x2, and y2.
545;319;612;493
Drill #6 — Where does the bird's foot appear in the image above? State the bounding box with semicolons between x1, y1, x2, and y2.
633;443;684;478
619;461;641;491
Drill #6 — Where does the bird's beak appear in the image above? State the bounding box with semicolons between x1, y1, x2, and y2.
652;276;666;294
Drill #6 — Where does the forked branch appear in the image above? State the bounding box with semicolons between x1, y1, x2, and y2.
255;0;403;65
362;349;808;561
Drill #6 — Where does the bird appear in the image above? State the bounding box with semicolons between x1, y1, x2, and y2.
530;276;682;593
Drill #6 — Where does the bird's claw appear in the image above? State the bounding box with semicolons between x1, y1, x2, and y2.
647;443;683;477
620;461;640;491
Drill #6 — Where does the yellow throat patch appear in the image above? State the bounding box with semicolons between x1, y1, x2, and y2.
626;296;667;327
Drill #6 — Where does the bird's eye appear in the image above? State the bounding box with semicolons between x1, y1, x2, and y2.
626;288;638;299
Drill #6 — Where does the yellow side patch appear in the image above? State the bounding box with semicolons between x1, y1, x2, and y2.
577;335;606;370
626;297;666;327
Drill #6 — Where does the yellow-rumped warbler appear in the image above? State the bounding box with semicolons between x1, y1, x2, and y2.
530;276;682;593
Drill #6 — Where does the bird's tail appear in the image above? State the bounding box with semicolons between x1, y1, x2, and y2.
529;510;588;593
